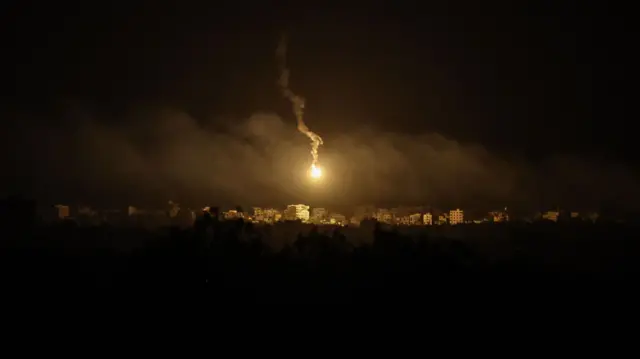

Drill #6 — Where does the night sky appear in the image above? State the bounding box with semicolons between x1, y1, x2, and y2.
1;2;634;211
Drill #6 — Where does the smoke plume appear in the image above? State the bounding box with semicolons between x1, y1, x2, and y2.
276;34;323;168
2;107;639;214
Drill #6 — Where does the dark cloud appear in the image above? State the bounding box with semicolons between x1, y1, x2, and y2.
2;107;638;211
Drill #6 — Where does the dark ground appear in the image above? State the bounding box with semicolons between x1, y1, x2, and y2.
2;212;639;309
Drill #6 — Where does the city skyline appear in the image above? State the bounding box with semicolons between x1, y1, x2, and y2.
47;201;607;226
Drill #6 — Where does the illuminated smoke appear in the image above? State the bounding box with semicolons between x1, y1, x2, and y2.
276;34;323;168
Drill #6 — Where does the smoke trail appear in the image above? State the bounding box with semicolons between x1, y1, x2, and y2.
276;34;323;168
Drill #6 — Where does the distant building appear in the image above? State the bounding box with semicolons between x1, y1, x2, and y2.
438;213;448;225
390;208;399;219
223;210;242;220
311;208;327;224
262;208;281;223
449;209;464;225
55;205;70;219
409;213;422;226
376;208;393;224
329;213;346;225
423;213;433;225
542;211;559;222
489;209;509;223
167;201;180;218
283;206;295;221
285;204;309;222
168;206;180;218
128;206;138;216
252;207;264;222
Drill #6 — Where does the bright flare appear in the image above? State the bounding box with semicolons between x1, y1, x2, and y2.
310;164;322;179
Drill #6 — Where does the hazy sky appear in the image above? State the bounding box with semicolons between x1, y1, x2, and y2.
2;108;638;211
2;2;634;210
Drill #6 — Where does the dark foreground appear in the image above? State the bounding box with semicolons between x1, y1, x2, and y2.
2;219;640;304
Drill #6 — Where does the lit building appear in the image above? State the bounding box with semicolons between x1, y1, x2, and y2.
542;211;559;222
311;207;327;224
329;213;346;225
282;206;296;221
438;213;449;225
409;213;422;225
390;208;400;220
285;204;310;222
376;208;393;224
262;208;281;223
128;205;137;216
55;205;70;219
167;201;180;218
223;210;241;220
423;213;433;225
283;206;296;221
252;207;264;222
449;209;464;225
489;209;509;223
